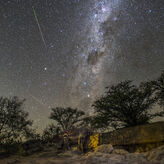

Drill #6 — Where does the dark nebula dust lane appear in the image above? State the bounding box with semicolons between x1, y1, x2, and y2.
0;0;163;130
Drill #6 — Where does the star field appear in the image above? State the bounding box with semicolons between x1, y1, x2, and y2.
0;0;163;130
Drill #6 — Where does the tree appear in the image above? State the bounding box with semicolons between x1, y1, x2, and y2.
92;80;163;129
152;71;164;107
83;115;109;131
49;107;85;131
42;124;60;142
0;96;33;144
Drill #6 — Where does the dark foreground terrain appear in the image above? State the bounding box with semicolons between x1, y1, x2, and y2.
0;144;164;164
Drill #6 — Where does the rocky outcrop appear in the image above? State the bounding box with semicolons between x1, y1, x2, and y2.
100;121;164;144
144;145;164;163
84;144;164;164
78;122;164;153
100;121;164;152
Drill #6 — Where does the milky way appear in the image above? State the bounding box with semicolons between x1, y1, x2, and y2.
0;0;163;130
69;0;122;113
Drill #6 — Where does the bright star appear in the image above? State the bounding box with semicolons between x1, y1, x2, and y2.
102;6;106;13
83;82;87;86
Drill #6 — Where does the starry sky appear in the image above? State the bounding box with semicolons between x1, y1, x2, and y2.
0;0;163;130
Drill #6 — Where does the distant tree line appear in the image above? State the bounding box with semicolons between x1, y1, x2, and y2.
0;71;164;155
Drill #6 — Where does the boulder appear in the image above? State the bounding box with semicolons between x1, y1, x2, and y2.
84;145;164;164
144;145;164;163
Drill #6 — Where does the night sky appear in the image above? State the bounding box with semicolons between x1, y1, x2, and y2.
0;0;163;130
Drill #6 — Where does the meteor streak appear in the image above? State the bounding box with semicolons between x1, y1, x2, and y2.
33;7;47;49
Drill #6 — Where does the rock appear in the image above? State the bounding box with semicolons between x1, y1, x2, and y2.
112;148;129;155
78;122;164;153
84;144;160;164
85;151;151;164
95;144;113;154
144;145;164;164
124;153;148;163
84;144;164;164
85;152;125;164
99;121;164;152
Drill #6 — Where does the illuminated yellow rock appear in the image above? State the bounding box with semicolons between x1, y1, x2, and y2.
88;134;99;150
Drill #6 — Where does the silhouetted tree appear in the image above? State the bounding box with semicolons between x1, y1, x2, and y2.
152;71;164;107
83;115;111;131
42;124;60;142
0;96;33;144
49;107;85;131
92;80;163;129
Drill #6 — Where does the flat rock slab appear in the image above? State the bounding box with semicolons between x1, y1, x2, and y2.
100;121;164;145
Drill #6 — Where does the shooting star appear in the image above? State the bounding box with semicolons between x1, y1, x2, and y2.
33;7;47;49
